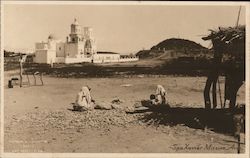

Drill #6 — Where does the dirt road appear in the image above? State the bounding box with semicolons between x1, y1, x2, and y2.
4;73;245;153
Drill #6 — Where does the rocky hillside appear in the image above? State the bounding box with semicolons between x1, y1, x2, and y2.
136;38;210;59
152;38;207;51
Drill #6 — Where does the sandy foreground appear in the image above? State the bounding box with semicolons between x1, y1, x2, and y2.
3;72;245;153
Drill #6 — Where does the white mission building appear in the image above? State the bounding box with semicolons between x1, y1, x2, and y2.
34;19;138;64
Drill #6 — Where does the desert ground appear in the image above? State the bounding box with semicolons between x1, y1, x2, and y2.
4;70;245;153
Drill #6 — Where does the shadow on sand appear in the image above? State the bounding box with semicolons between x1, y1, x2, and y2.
127;101;245;135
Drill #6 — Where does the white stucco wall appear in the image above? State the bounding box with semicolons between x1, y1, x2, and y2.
92;54;139;63
65;57;91;63
65;43;78;57
34;50;48;63
56;42;65;57
119;57;139;62
93;53;120;62
55;57;65;63
77;42;85;56
47;50;56;64
35;42;48;50
48;40;57;51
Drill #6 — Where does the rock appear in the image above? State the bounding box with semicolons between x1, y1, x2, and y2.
111;98;123;104
95;102;112;110
111;104;124;110
120;84;132;87
8;107;146;135
134;102;142;108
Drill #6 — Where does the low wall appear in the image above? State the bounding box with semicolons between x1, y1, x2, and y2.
93;57;139;63
55;57;65;63
119;58;139;62
65;57;92;64
49;57;139;64
93;59;119;63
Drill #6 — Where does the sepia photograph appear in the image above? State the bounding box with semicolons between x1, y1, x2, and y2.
1;1;249;157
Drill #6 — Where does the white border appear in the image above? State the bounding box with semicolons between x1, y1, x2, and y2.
1;1;5;158
1;1;249;158
245;2;250;158
1;1;250;6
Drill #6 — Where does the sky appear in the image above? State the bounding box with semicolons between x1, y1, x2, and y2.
3;3;246;54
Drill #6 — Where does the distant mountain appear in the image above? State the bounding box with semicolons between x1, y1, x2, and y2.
136;50;152;59
136;38;210;59
4;50;31;57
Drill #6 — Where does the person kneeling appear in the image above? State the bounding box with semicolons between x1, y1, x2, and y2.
150;94;164;105
73;86;95;111
151;85;167;105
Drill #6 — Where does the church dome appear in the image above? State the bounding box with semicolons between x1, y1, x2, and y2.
48;34;57;40
72;18;79;25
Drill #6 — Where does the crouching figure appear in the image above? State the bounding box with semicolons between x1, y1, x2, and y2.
150;85;167;105
73;86;95;111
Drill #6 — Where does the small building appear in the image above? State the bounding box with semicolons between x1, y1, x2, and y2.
93;52;120;63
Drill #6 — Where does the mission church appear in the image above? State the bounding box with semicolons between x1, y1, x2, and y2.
34;19;138;64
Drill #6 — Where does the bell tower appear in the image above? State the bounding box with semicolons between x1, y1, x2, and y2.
84;27;96;55
69;18;83;43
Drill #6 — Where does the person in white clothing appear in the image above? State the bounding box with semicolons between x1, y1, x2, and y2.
150;85;167;105
74;86;95;111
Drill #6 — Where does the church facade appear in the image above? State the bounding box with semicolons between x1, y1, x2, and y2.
34;19;138;64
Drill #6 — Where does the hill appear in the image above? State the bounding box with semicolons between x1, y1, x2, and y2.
152;38;207;51
136;38;210;59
